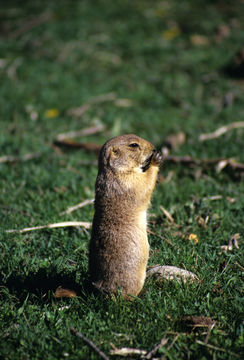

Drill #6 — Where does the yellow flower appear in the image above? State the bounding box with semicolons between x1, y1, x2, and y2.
162;27;181;40
44;108;60;118
188;233;199;244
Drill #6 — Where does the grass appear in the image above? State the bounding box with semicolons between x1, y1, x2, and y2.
0;0;244;359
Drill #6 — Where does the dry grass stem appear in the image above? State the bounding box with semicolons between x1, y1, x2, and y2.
204;321;216;344
199;121;244;141
5;221;92;233
60;198;94;215
110;347;147;357
220;233;240;252
235;261;244;271
85;92;116;104
147;265;199;283
164;132;186;150
166;334;180;352
160;206;175;224
66;103;90;117
70;328;110;360
203;195;223;201
0;152;42;164
144;338;168;359
202;195;237;203
114;98;133;107
161;170;174;184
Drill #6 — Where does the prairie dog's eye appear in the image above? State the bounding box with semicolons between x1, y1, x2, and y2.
129;143;139;148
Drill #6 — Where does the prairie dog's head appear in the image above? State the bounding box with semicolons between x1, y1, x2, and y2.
98;134;156;174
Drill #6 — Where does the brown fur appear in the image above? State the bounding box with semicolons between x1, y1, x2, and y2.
88;134;162;300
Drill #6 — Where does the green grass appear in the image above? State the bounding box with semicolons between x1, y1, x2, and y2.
0;0;244;359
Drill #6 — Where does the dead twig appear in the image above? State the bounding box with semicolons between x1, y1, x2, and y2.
56;124;104;141
164;155;244;173
180;316;216;330
60;198;94;215
5;221;91;234
8;12;53;39
165;155;205;166
196;340;240;358
70;328;110;360
67;93;116;117
54;124;104;153
180;316;217;345
144;338;168;359
66;104;90;117
0;152;42;164
199;121;244;141
53;139;101;153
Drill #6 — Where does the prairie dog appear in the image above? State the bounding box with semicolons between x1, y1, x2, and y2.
88;134;162;300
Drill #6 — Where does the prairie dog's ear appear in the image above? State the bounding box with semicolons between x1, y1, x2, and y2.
98;144;110;171
104;145;111;161
98;141;121;172
107;146;120;169
99;145;116;168
111;146;120;156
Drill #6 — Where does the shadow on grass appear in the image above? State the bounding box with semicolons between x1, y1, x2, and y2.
0;267;93;302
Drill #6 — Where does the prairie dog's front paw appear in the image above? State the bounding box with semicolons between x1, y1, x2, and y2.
151;151;163;166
